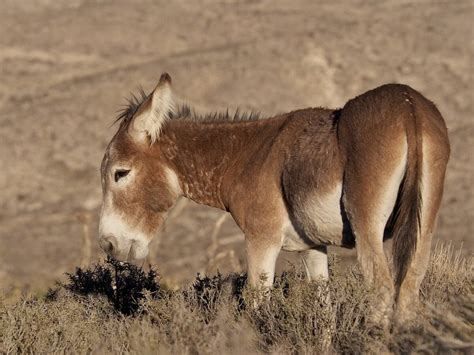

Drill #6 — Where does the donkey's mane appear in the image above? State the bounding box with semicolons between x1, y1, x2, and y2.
116;88;260;129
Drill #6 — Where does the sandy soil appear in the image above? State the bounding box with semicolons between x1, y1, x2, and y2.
0;0;472;296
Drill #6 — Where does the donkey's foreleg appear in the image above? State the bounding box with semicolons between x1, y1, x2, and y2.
300;247;331;312
301;246;333;351
245;236;281;288
300;246;329;282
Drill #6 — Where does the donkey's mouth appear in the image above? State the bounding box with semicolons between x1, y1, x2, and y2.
127;239;149;261
99;232;150;262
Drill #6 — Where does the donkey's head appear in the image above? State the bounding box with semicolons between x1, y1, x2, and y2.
99;73;181;262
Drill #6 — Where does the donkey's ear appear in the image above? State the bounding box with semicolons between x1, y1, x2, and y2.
130;73;175;144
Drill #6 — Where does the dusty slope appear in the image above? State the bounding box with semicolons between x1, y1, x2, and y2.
0;0;472;295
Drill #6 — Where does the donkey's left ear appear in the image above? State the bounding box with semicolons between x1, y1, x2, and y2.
130;72;175;144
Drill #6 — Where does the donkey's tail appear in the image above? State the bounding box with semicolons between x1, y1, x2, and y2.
391;90;423;291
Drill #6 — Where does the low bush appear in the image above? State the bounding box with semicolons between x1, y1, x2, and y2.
1;243;472;354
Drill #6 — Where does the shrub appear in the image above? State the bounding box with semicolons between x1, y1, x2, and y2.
62;257;162;315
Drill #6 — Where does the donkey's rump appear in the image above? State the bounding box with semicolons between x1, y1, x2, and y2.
335;83;449;320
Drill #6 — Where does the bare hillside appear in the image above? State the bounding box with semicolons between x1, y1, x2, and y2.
0;0;472;296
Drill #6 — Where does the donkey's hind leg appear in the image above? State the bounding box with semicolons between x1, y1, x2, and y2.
342;141;407;324
395;142;449;322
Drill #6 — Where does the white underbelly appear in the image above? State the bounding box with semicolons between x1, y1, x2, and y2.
281;218;316;252
306;183;344;243
286;183;344;247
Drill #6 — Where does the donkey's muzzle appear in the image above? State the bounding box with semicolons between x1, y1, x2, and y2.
99;233;148;262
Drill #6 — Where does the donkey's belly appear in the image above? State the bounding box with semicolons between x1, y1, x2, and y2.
291;183;347;247
282;219;316;252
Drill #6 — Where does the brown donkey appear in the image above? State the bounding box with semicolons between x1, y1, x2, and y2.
99;73;450;322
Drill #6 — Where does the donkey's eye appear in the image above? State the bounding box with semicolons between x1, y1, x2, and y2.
114;169;130;182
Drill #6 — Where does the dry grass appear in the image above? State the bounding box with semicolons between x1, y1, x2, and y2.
1;243;472;354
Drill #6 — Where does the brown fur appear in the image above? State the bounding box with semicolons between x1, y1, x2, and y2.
100;79;450;324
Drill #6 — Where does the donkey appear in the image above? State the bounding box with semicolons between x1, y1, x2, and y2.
99;73;450;322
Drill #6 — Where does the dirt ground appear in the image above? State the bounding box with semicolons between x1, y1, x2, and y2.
0;0;472;297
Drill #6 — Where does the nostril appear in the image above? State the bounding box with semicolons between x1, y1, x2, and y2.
100;235;117;254
104;240;114;253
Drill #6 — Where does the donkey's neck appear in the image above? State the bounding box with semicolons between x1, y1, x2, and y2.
159;117;287;210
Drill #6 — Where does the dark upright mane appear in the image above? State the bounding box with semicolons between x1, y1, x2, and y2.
115;88;260;129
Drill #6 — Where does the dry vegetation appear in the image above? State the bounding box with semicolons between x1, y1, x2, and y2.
1;243;472;354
